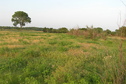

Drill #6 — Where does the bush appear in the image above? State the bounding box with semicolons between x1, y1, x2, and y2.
117;26;126;37
68;27;107;40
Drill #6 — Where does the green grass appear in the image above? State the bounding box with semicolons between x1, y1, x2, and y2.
0;30;126;84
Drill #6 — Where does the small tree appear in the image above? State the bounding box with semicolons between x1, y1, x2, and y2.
11;11;31;28
94;27;103;33
58;27;68;33
119;26;126;37
104;29;111;35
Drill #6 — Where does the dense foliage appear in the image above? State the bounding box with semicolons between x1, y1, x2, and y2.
0;26;68;33
2;26;126;37
11;11;31;28
116;26;126;37
68;26;112;40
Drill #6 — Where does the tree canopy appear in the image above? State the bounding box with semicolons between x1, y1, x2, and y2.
11;11;31;28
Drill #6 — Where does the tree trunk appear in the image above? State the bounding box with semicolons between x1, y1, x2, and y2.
20;23;23;28
20;25;23;28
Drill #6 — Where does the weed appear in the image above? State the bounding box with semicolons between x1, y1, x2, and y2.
58;47;69;52
20;49;41;57
48;40;57;45
18;39;30;44
68;45;81;49
58;41;73;46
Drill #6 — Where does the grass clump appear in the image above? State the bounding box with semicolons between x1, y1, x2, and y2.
58;41;73;46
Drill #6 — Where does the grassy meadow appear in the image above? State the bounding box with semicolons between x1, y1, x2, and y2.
0;30;126;84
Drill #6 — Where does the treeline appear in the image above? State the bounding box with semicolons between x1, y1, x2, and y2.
1;26;126;38
68;26;126;39
0;26;68;33
115;26;126;37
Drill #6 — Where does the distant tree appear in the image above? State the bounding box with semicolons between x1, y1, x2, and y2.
42;27;49;32
58;27;68;33
79;28;87;31
52;29;59;33
104;29;111;35
119;26;126;37
48;28;53;33
11;11;31;28
111;31;116;36
94;27;103;33
115;29;120;36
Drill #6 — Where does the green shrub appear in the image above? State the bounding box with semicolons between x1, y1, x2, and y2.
21;49;41;57
48;40;57;45
58;47;69;52
0;57;27;72
58;41;73;46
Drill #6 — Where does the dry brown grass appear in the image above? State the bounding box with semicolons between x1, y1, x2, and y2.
109;36;126;40
68;49;85;55
2;45;25;48
79;43;99;49
32;39;41;44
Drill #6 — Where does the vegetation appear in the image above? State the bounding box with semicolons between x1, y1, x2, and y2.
116;26;126;37
0;30;125;84
1;3;126;83
68;26;110;40
0;26;68;33
2;25;126;37
11;11;31;28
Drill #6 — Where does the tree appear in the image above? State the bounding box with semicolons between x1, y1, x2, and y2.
58;27;68;33
119;26;126;37
104;29;111;35
11;11;31;28
94;27;103;33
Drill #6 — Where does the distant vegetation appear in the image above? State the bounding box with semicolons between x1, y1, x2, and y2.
1;25;126;38
0;26;68;33
11;11;31;28
68;26;126;39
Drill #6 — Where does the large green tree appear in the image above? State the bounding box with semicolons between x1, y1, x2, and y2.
11;11;31;28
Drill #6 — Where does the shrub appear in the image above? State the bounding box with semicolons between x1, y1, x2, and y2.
68;26;107;40
21;49;41;57
117;26;126;37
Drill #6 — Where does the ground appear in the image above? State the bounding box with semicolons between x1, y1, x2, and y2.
0;30;125;84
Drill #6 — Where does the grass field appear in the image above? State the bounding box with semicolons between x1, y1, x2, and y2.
0;30;126;84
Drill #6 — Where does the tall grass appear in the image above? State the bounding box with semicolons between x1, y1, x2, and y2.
0;30;126;84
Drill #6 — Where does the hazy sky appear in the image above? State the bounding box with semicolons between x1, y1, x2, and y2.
0;0;126;31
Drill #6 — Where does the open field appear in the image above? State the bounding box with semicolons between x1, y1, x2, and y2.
0;30;126;84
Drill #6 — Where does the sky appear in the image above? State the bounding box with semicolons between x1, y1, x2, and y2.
0;0;126;31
